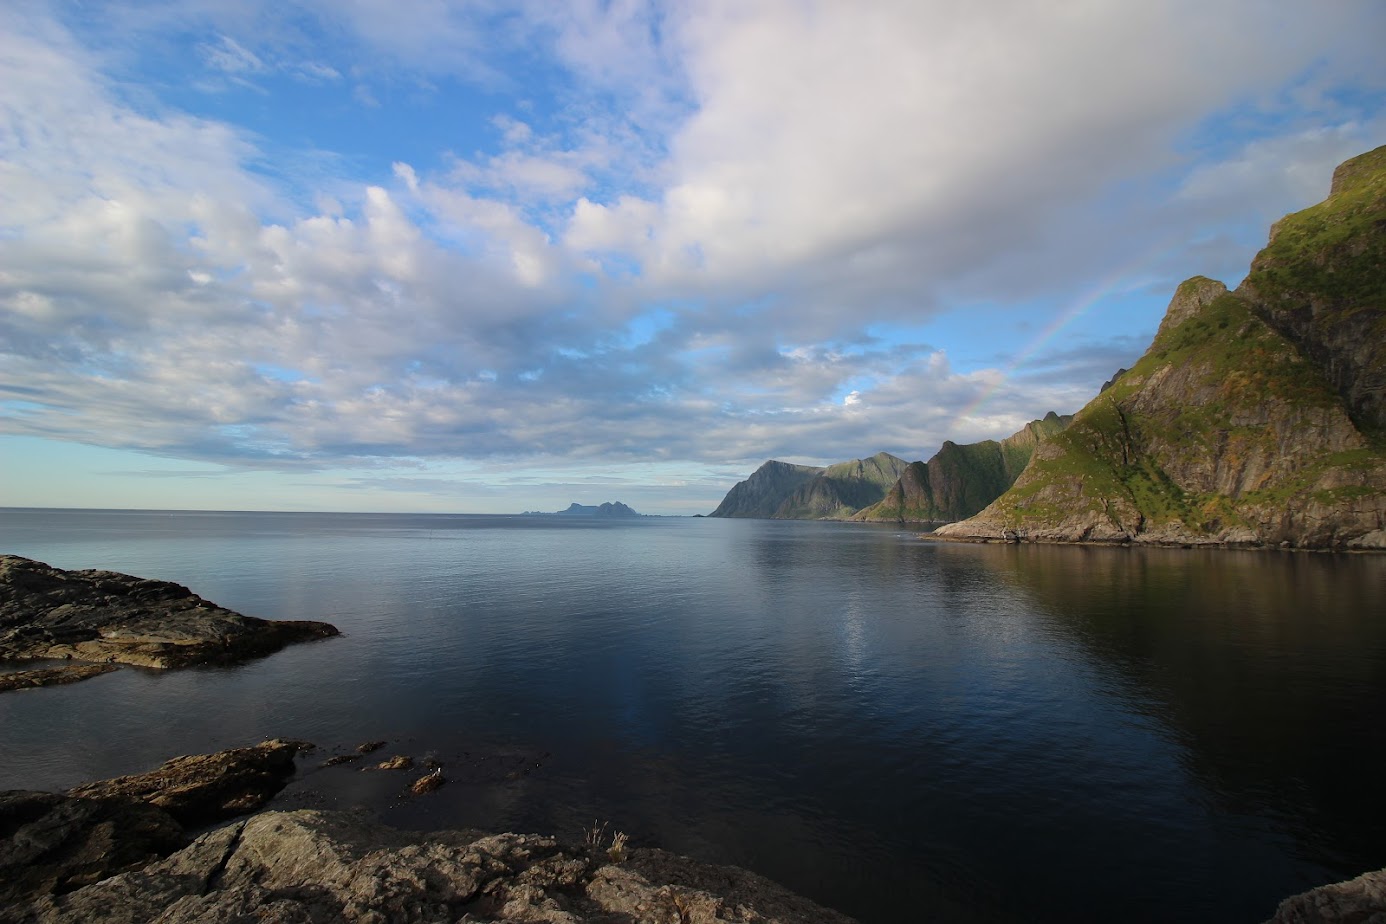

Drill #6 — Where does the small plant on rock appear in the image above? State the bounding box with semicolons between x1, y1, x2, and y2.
607;830;629;862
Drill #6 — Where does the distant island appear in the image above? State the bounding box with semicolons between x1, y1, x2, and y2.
522;502;642;517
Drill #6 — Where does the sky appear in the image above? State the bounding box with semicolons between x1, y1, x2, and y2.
2;1;1384;516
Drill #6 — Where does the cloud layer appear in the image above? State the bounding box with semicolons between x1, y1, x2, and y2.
2;0;1384;508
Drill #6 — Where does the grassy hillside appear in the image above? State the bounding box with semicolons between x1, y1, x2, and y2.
936;146;1386;549
854;414;1070;524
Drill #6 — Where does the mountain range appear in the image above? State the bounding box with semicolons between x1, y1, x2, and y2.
708;415;1071;523
710;145;1386;549
936;145;1386;549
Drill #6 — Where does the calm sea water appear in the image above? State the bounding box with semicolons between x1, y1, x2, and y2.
2;508;1384;923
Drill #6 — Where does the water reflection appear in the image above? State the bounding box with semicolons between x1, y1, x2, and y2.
934;542;1386;892
2;512;1383;923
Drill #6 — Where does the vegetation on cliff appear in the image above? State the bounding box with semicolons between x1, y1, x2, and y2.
708;454;908;519
936;146;1386;549
853;413;1071;524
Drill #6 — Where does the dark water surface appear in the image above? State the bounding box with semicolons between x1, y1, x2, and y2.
2;508;1384;922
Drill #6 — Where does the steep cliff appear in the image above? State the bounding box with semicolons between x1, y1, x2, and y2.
707;460;823;517
936;146;1386;549
772;452;909;518
708;453;910;519
853;414;1070;524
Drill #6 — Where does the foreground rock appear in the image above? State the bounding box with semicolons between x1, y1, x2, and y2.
17;809;859;924
2;740;859;924
1266;866;1386;922
0;790;184;911
0;555;339;676
0;740;305;915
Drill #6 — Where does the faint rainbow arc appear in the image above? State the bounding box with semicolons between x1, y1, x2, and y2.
951;241;1178;426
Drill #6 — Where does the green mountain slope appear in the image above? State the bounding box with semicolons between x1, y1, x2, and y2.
707;460;823;517
773;452;910;518
853;413;1071;524
936;146;1386;550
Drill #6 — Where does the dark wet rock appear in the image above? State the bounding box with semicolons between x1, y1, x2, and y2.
19;809;860;924
409;769;446;794
1266;866;1386;923
0;556;339;670
65;739;307;828
369;755;413;771
321;754;362;767
0;791;183;912
0;664;118;693
354;740;386;754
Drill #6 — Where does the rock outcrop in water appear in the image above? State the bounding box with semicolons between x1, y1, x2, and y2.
1;743;859;924
0;556;339;688
936;145;1386;549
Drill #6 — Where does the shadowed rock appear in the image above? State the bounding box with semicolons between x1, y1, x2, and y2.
0;555;338;676
0;791;183;911
0;664;118;693
66;739;307;828
19;809;861;924
1;740;308;919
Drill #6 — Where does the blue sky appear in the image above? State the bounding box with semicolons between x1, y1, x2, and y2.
2;0;1384;515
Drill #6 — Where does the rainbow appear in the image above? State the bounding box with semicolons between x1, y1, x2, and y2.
951;243;1177;427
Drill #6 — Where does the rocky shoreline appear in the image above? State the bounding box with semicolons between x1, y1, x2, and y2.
921;528;1386;552
1;740;860;924
0;555;339;691
2;739;1382;923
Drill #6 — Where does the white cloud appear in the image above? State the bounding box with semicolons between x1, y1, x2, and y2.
200;34;265;74
2;0;1384;494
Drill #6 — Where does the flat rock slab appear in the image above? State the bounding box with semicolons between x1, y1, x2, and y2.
0;555;338;672
0;664;118;693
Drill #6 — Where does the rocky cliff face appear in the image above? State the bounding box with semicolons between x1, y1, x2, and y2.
936;146;1386;549
853;414;1070;524
709;453;909;519
772;452;909;519
707;460;824;517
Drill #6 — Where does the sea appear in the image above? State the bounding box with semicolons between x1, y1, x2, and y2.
1;508;1384;923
